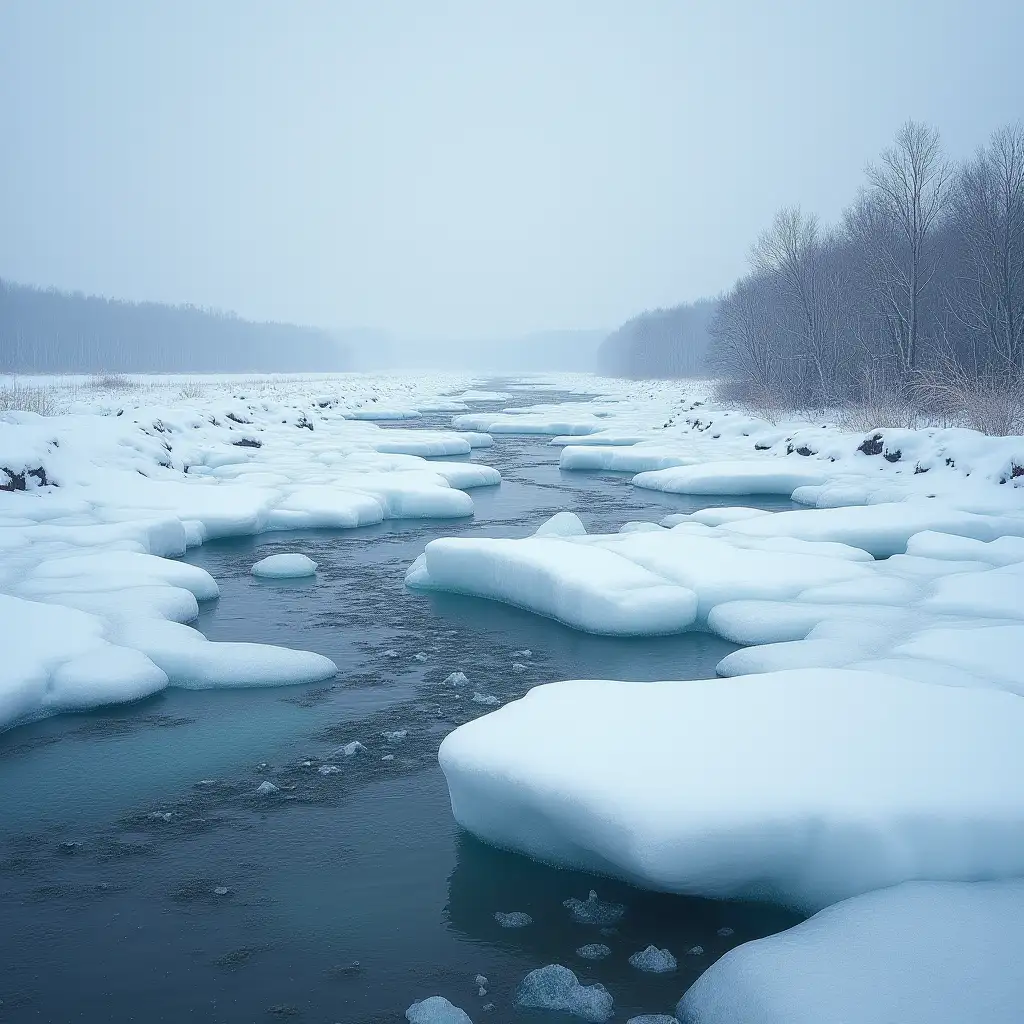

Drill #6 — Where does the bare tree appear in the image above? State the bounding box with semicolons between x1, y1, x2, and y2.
948;122;1024;375
862;121;952;375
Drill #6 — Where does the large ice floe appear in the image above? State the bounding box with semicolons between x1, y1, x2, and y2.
439;669;1024;912
0;371;494;730
677;880;1024;1024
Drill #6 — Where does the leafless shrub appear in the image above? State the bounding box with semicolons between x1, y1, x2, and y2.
0;380;58;416
914;362;1024;436
90;373;135;392
177;379;205;400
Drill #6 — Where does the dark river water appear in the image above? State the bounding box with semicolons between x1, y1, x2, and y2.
0;388;801;1023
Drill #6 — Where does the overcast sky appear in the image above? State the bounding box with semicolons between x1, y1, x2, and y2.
2;1;1022;341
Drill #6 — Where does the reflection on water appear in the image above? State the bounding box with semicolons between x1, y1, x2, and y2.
0;391;803;1023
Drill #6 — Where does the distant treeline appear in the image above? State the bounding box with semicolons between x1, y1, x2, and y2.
0;279;348;374
596;299;718;378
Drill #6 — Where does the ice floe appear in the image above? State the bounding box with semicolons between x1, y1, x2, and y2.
515;964;614;1022
251;552;318;578
440;669;1024;912
677;880;1024;1024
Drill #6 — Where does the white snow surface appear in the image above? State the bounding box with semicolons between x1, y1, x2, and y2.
439;669;1024;912
0;371;493;731
251;552;317;578
677;880;1024;1024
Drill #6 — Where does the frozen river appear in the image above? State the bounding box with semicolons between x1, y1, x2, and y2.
0;387;803;1023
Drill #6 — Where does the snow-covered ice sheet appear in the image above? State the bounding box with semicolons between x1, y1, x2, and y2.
0;371;495;730
406;534;698;635
677;880;1024;1024
439;669;1024;912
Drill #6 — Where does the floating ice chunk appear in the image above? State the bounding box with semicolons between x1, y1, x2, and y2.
721;501;1024;559
534;511;587;537
213;886;230;896
408;537;698;636
515;964;614;1022
116;619;338;689
494;911;532;928
560;445;691;473
564;890;625;926
716;927;734;937
576;944;611;960
251;553;318;578
341;741;365;756
634;461;829;496
511;663;527;673
440;670;1024;913
474;975;488;987
629;946;677;972
383;649;400;658
256;781;278;795
686;946;704;955
442;672;469;687
318;765;340;775
405;995;474;1024
383;729;408;742
676;880;1024;1024
512;650;532;659
414;652;429;662
472;693;499;705
381;754;395;762
627;1017;679;1024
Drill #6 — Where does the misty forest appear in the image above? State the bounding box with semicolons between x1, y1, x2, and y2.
2;5;1023;1024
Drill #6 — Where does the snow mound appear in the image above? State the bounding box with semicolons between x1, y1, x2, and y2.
515;964;614;1022
534;510;587;537
677;880;1024;1024
406;995;474;1024
439;669;1024;912
576;944;611;960
251;552;318;578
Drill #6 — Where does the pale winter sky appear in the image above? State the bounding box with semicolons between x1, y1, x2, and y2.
1;0;1022;341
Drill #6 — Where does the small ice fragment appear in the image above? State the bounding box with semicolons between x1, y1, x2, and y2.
716;927;734;937
319;765;340;775
515;964;614;1022
256;781;279;795
576;944;611;960
686;945;704;955
472;693;499;705
213;886;229;896
626;1017;680;1024
383;730;408;742
197;779;216;785
256;762;268;770
474;975;488;987
341;741;365;756
628;946;677;973
414;652;429;662
251;553;317;579
381;754;395;762
494;911;533;928
405;995;474;1024
477;988;486;997
512;650;532;658
300;761;312;768
442;671;469;686
511;663;527;673
482;1006;494;1014
383;649;400;658
563;890;625;926
147;811;173;822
